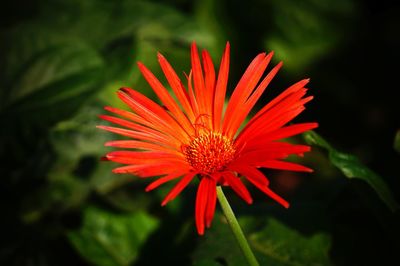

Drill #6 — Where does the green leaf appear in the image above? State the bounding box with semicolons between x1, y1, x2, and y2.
264;0;357;72
249;218;331;266
68;207;159;266
192;213;248;266
193;212;332;266
1;42;104;126
303;130;399;212
21;174;89;224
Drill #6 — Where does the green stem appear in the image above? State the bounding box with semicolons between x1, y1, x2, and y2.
216;186;260;266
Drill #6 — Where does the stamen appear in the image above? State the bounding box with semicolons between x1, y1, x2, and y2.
183;132;236;173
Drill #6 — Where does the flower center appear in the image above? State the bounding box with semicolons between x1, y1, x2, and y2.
183;132;236;174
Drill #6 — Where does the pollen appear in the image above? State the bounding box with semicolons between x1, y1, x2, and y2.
183;132;236;173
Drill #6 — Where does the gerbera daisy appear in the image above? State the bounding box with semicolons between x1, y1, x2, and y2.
98;42;317;235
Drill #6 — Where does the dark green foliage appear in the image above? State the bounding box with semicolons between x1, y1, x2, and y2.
1;0;399;265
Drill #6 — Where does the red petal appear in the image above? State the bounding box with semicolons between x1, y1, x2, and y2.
256;122;319;142
137;62;194;136
213;42;230;131
104;106;149;126
248;177;289;208
224;172;253;204
237;143;311;165
112;162;189;177
229;164;270;186
118;89;188;143
145;171;186;192
157;53;195;122
99;115;167;138
195;177;208;235
224;62;282;137
105;140;174;153
105;151;183;164
260;160;313;172
191;42;207;117
253;79;310;121
222;52;273;137
236;79;311;145
235;166;290;208
202;50;216;121
205;178;217;228
97;125;175;148
161;172;197;206
186;71;199;117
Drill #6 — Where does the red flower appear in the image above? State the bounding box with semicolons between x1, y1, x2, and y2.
98;42;317;235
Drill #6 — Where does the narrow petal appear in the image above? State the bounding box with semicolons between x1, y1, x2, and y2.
205;178;217;228
113;163;188;177
260;160;313;172
237;143;311;165
202;50;216;122
246;175;289;208
255;122;319;142
135;163;190;177
191;42;207;116
222;52;273;137
229;164;270;186
137;62;194;136
213;42;230;131
97;125;177;148
104;106;149;126
224;172;253;204
118;88;189;143
99;115;171;140
105;140;176;154
255;79;310;119
145;171;186;192
158;53;195;122
161;172;197;206
236;80;312;146
195;177;208;235
224;62;282;137
236;166;290;208
186;71;200;117
105;151;184;165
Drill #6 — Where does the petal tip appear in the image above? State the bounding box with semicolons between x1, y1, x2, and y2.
119;87;130;94
100;156;109;161
197;226;205;235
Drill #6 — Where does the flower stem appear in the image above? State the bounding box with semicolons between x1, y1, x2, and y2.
216;186;259;266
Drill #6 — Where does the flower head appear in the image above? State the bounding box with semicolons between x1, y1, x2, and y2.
98;42;317;235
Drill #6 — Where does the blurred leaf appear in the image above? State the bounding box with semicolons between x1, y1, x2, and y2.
249;218;331;266
21;174;89;224
1;42;104;126
303;131;399;212
394;130;400;154
68;207;159;266
192;214;248;266
193;213;332;266
265;0;357;71
194;0;227;56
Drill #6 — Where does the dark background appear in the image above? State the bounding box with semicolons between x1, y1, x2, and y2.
1;0;399;265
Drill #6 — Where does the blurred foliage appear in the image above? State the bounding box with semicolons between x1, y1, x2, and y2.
304;131;399;212
1;0;399;265
394;130;400;154
194;213;331;266
68;207;159;266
